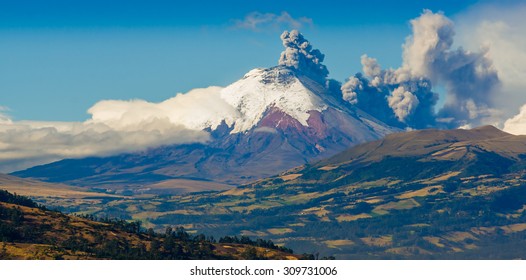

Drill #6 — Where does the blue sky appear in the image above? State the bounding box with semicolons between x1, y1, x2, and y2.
0;0;518;121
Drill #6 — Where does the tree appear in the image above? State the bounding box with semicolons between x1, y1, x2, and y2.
0;241;9;259
240;246;259;260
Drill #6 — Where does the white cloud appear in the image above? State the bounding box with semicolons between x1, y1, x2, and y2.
232;11;313;32
0;87;240;173
253;126;278;134
0;120;209;172
87;86;238;131
504;104;526;135
0;106;12;124
455;3;526;125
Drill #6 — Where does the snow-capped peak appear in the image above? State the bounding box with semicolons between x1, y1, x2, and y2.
220;66;328;133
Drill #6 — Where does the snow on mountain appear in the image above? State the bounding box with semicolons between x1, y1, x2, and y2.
220;66;327;133
85;29;389;138
13;30;398;188
87;66;331;135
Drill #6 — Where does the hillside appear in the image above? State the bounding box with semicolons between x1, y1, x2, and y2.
6;126;526;259
0;189;299;260
36;125;525;259
306;125;526;182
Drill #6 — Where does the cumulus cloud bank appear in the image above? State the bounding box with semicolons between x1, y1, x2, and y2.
233;11;313;32
504;105;526;135
88;87;238;131
0;87;240;173
342;10;500;129
0;120;209;173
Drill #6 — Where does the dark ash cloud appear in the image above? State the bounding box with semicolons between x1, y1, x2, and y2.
341;10;500;129
279;30;329;83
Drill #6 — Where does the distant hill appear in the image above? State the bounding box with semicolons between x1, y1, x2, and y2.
0;189;299;260
308;125;526;182
6;126;526;259
75;125;526;259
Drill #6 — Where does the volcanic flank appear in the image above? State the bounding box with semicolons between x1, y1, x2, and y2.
13;31;396;191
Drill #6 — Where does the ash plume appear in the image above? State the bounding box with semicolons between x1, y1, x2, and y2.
279;30;329;83
342;10;500;129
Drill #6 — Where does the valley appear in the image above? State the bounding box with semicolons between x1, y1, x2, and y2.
0;189;300;260
6;126;526;259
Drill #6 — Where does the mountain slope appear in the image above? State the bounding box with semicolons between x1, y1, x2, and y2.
9;126;526;259
0;173;123;199
13;66;395;189
321;125;516;165
59;125;526;259
306;125;526;182
0;189;300;260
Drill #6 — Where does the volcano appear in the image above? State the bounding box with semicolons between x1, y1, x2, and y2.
13;31;396;191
